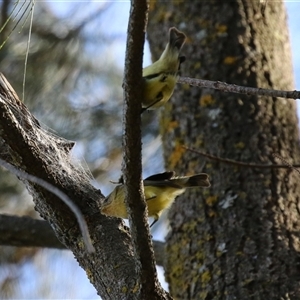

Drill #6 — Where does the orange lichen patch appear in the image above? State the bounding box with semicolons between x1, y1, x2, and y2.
154;8;172;22
169;142;186;169
182;220;197;232
86;268;94;282
216;24;228;33
223;56;238;64
194;61;201;70
159;109;172;135
199;94;215;107
207;209;216;218
187;160;198;172
193;137;204;149
205;195;218;206
234;142;245;149
148;1;156;11
195;18;209;28
167;120;179;132
132;282;139;293
201;270;212;283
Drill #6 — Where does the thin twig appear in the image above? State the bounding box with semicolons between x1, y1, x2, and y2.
183;146;300;169
272;153;300;175
0;0;32;50
0;159;95;253
178;77;300;100
23;0;35;101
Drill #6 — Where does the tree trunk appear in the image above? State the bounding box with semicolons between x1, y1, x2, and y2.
148;1;300;299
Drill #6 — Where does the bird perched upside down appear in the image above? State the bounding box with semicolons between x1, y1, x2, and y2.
101;171;210;227
142;27;187;112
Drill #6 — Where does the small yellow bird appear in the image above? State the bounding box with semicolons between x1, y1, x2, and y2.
101;171;210;227
142;27;186;112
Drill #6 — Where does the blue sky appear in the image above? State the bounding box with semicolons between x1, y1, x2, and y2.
50;1;300;110
286;2;300;89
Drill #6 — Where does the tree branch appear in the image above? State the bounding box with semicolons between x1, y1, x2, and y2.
178;76;300;99
0;214;166;266
0;158;94;253
0;72;143;299
183;146;300;169
122;1;169;299
0;214;66;249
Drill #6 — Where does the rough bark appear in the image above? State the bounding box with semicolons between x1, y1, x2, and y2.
148;1;300;299
122;0;171;298
0;73;142;299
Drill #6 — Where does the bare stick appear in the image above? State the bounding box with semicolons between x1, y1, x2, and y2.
178;77;300;100
272;153;300;175
183;146;300;169
0;158;95;253
0;214;166;267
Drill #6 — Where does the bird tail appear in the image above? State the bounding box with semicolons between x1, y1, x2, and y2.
177;174;210;188
144;172;210;189
169;27;186;51
157;28;186;71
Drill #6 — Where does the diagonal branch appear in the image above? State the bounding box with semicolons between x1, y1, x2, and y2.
184;146;300;169
0;72;142;299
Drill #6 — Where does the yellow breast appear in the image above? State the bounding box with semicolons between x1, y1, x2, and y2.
144;186;185;217
102;184;185;220
142;74;177;108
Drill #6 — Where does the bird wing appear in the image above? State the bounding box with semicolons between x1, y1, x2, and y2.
144;171;175;182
